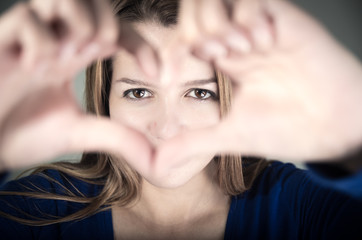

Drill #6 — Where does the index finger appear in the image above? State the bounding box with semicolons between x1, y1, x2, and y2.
117;22;160;79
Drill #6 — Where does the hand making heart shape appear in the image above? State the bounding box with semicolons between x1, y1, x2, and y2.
152;0;362;183
0;0;158;171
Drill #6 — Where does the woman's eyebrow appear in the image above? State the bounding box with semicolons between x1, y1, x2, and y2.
115;77;216;87
115;78;155;87
183;78;217;87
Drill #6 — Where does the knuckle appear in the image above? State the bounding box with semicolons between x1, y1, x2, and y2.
97;23;119;45
13;2;28;14
13;2;32;20
233;11;248;27
82;22;96;38
72;20;96;43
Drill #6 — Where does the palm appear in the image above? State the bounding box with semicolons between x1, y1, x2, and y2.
216;0;362;160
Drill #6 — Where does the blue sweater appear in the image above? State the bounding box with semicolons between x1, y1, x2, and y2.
0;161;361;239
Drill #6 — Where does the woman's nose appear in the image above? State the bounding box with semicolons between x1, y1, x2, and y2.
148;106;184;142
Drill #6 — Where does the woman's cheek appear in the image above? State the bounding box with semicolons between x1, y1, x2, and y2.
182;101;220;129
109;100;155;133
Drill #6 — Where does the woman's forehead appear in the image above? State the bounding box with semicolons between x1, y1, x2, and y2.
133;22;176;50
112;22;214;85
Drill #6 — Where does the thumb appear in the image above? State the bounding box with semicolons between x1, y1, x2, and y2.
68;116;154;175
117;23;160;79
155;124;244;170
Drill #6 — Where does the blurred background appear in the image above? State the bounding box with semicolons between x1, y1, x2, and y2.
0;0;362;176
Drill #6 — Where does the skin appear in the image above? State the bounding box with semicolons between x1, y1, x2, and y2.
109;23;229;239
0;0;361;218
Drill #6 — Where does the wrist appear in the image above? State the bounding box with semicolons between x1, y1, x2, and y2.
309;146;362;178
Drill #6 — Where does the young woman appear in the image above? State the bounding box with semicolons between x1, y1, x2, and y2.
0;0;362;239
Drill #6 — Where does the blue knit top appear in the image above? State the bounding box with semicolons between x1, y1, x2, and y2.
1;161;361;239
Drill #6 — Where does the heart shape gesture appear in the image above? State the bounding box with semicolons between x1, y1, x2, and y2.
1;0;362;188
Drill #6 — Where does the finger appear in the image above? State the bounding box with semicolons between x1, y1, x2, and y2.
177;0;223;61
178;0;199;44
163;0;200;82
214;53;266;82
0;4;26;73
31;0;97;53
232;0;274;51
31;0;118;76
19;10;58;71
30;0;56;21
117;23;160;78
0;3;57;73
91;0;118;46
178;0;251;61
68;116;154;177
76;0;119;60
197;0;252;56
59;0;98;46
184;0;231;60
179;0;231;43
198;0;230;35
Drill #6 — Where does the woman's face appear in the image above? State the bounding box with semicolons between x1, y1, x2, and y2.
109;22;220;185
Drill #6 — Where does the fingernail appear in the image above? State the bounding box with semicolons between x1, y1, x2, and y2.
60;43;76;63
252;25;273;50
203;40;228;58
82;43;101;58
139;47;159;79
226;30;252;53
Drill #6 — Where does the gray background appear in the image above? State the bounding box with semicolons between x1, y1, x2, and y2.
1;0;361;174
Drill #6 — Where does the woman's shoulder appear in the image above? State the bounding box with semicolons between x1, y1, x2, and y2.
251;160;362;199
247;161;308;192
0;169;112;240
239;160;361;203
0;168;104;222
0;168;102;197
226;161;362;239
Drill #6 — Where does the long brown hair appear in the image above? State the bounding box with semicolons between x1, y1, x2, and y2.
0;0;268;226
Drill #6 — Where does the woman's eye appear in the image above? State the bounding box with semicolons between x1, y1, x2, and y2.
186;89;216;100
123;89;152;99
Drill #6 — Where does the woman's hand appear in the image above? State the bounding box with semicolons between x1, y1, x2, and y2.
0;0;158;170
156;0;362;169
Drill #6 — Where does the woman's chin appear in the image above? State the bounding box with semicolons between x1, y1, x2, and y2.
141;157;217;190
